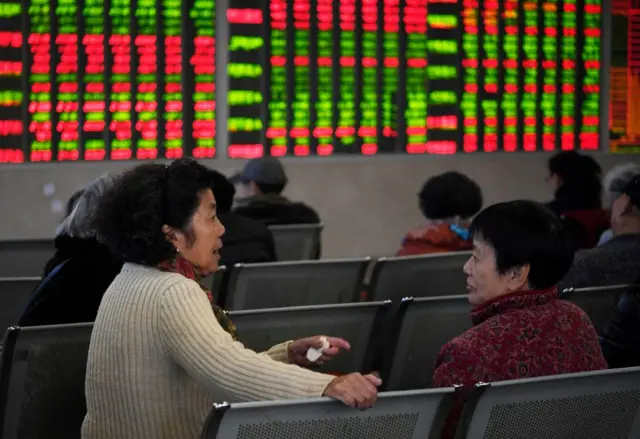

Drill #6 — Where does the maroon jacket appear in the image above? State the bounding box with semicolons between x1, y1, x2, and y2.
433;288;607;388
433;288;606;438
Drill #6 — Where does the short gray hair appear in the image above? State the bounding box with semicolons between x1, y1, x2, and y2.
603;163;640;210
57;174;116;239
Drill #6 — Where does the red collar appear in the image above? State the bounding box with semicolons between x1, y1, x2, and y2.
471;287;558;325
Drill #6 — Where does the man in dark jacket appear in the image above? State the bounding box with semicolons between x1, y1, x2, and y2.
206;168;276;267
231;157;320;225
559;173;640;368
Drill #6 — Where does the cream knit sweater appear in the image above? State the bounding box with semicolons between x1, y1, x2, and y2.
81;263;335;439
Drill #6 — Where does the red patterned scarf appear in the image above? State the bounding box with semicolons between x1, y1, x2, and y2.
157;255;239;341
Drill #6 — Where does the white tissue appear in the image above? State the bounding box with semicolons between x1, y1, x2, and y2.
305;336;329;363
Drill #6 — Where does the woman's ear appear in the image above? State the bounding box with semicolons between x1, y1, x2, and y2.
162;224;181;250
507;264;530;291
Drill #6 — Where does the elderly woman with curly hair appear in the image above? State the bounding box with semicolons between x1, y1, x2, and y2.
81;159;381;439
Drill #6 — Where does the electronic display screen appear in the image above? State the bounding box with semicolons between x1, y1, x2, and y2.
0;0;604;161
226;0;604;157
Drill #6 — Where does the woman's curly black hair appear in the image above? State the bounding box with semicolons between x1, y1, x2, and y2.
419;171;483;220
93;158;213;265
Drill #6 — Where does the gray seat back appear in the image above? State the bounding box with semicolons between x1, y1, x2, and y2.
268;224;323;261
0;240;54;278
230;301;391;375
225;258;369;310
201;266;227;306
0;278;41;336
561;284;640;333
203;387;457;439
0;323;93;439
456;367;640;439
383;296;472;390
369;252;470;302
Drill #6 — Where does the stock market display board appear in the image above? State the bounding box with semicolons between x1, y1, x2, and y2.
0;0;216;162
0;0;605;162
227;0;605;157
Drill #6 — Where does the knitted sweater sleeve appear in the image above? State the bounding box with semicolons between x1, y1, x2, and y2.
159;280;334;401
260;342;294;363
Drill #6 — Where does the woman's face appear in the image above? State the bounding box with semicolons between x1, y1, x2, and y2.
171;189;225;276
463;237;528;306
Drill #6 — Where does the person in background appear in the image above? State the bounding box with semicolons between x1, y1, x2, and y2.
434;200;606;388
559;174;640;290
20;176;123;326
545;151;608;249
397;171;482;256
232;157;320;225
559;175;640;368
66;189;85;217
205;168;276;267
83;159;381;439
597;163;640;245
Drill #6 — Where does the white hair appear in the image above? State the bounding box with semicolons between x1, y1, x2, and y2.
603;163;640;210
56;174;115;240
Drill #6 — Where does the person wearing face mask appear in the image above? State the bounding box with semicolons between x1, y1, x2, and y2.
433;200;606;389
397;171;483;256
82;159;381;439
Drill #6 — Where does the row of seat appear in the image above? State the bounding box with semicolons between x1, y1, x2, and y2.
0;298;468;436
191;256;640;318
0;285;636;437
0;277;634;367
0;273;635;352
0;224;324;279
0;251;471;312
4;236;630;322
2;251;626;337
204;366;640;439
0;235;472;310
0;298;464;411
1;318;637;438
207;252;470;309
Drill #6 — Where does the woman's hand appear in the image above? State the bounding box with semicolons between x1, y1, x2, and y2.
288;336;351;367
323;373;382;409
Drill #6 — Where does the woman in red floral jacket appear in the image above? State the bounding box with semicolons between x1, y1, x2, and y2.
433;200;607;388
